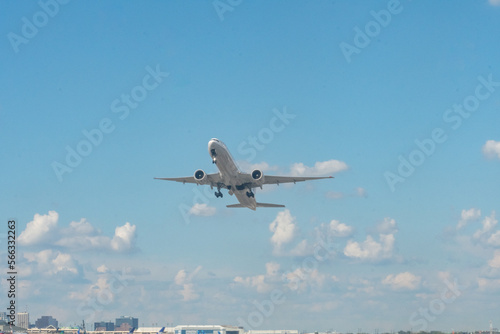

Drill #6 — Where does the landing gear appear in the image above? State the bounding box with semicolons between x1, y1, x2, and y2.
215;184;223;198
211;149;217;164
246;191;255;198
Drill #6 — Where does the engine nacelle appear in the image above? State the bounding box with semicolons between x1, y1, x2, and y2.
194;169;208;184
251;169;264;186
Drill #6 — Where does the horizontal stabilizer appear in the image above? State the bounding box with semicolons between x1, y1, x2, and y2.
226;203;285;208
257;202;285;208
226;204;245;208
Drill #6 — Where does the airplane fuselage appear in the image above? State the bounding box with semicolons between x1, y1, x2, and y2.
208;138;258;210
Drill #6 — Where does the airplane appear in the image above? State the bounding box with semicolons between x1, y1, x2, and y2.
155;138;333;210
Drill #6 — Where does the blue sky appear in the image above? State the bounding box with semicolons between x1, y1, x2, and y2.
1;0;500;332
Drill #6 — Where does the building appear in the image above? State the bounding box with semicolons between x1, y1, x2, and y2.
95;322;115;331
17;312;29;329
174;325;243;334
0;320;27;333
247;331;298;334
34;316;58;329
115;317;138;331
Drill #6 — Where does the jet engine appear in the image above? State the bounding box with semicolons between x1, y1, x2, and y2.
194;169;208;184
251;169;264;186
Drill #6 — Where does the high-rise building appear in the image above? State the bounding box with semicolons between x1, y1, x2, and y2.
17;313;29;329
0;312;7;321
95;322;115;331
115;316;138;330
35;316;58;329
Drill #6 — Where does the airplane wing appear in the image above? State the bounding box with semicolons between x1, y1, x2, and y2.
238;173;333;187
262;175;333;185
154;173;222;186
227;203;285;208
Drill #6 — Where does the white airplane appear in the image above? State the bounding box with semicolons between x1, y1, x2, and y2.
155;138;333;210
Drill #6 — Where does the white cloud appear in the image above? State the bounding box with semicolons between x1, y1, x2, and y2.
56;218;110;250
344;234;395;261
376;217;398;234
179;283;199;301
20;211;137;253
356;187;367;198
343;218;398;261
24;249;80;278
477;277;500;291
329;219;354;237
289;159;348;176
174;266;202;301
382;272;421;290
56;221;136;253
110;222;137;252
69;269;132;304
56;234;110;250
490;0;500;5
289;239;311;256
269;209;297;255
265;262;280;276
473;211;497;241
175;266;202;285
19;211;59;245
97;265;109;273
188;203;216;216
488;231;500;246
175;269;188;285
488;250;500;268
457;208;481;229
483;140;500;159
234;262;280;293
284;268;326;292
234;274;270;293
344;218;398;262
67;218;96;234
52;252;79;275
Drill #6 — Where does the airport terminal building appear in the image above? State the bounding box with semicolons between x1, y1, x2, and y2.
25;325;246;334
174;325;243;334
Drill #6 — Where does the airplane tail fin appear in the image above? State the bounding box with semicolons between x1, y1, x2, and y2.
226;203;285;208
